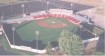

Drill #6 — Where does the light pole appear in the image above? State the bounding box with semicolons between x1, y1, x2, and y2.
80;25;83;37
35;31;39;53
28;0;31;14
0;16;3;36
12;27;15;46
21;4;25;17
10;0;13;15
41;0;43;8
70;3;73;11
46;1;49;13
0;16;3;25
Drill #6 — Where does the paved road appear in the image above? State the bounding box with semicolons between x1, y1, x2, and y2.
0;0;93;19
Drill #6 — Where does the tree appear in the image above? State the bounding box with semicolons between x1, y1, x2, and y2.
58;30;83;55
46;42;53;55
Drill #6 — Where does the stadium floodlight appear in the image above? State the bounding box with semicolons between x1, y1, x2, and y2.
21;4;25;9
28;0;31;13
0;16;3;32
0;16;4;37
46;1;50;12
12;27;15;46
10;0;13;15
80;24;83;35
21;4;25;17
70;3;73;11
41;0;43;7
0;16;3;27
0;16;4;28
47;1;50;5
35;31;39;53
35;31;39;35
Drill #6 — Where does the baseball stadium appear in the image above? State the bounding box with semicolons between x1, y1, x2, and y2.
0;0;104;55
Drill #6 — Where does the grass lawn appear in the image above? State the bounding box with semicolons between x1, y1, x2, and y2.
1;37;36;55
13;17;78;43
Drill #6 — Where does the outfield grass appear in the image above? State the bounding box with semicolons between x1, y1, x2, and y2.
14;17;78;43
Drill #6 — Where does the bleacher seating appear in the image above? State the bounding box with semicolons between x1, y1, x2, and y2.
32;9;80;25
